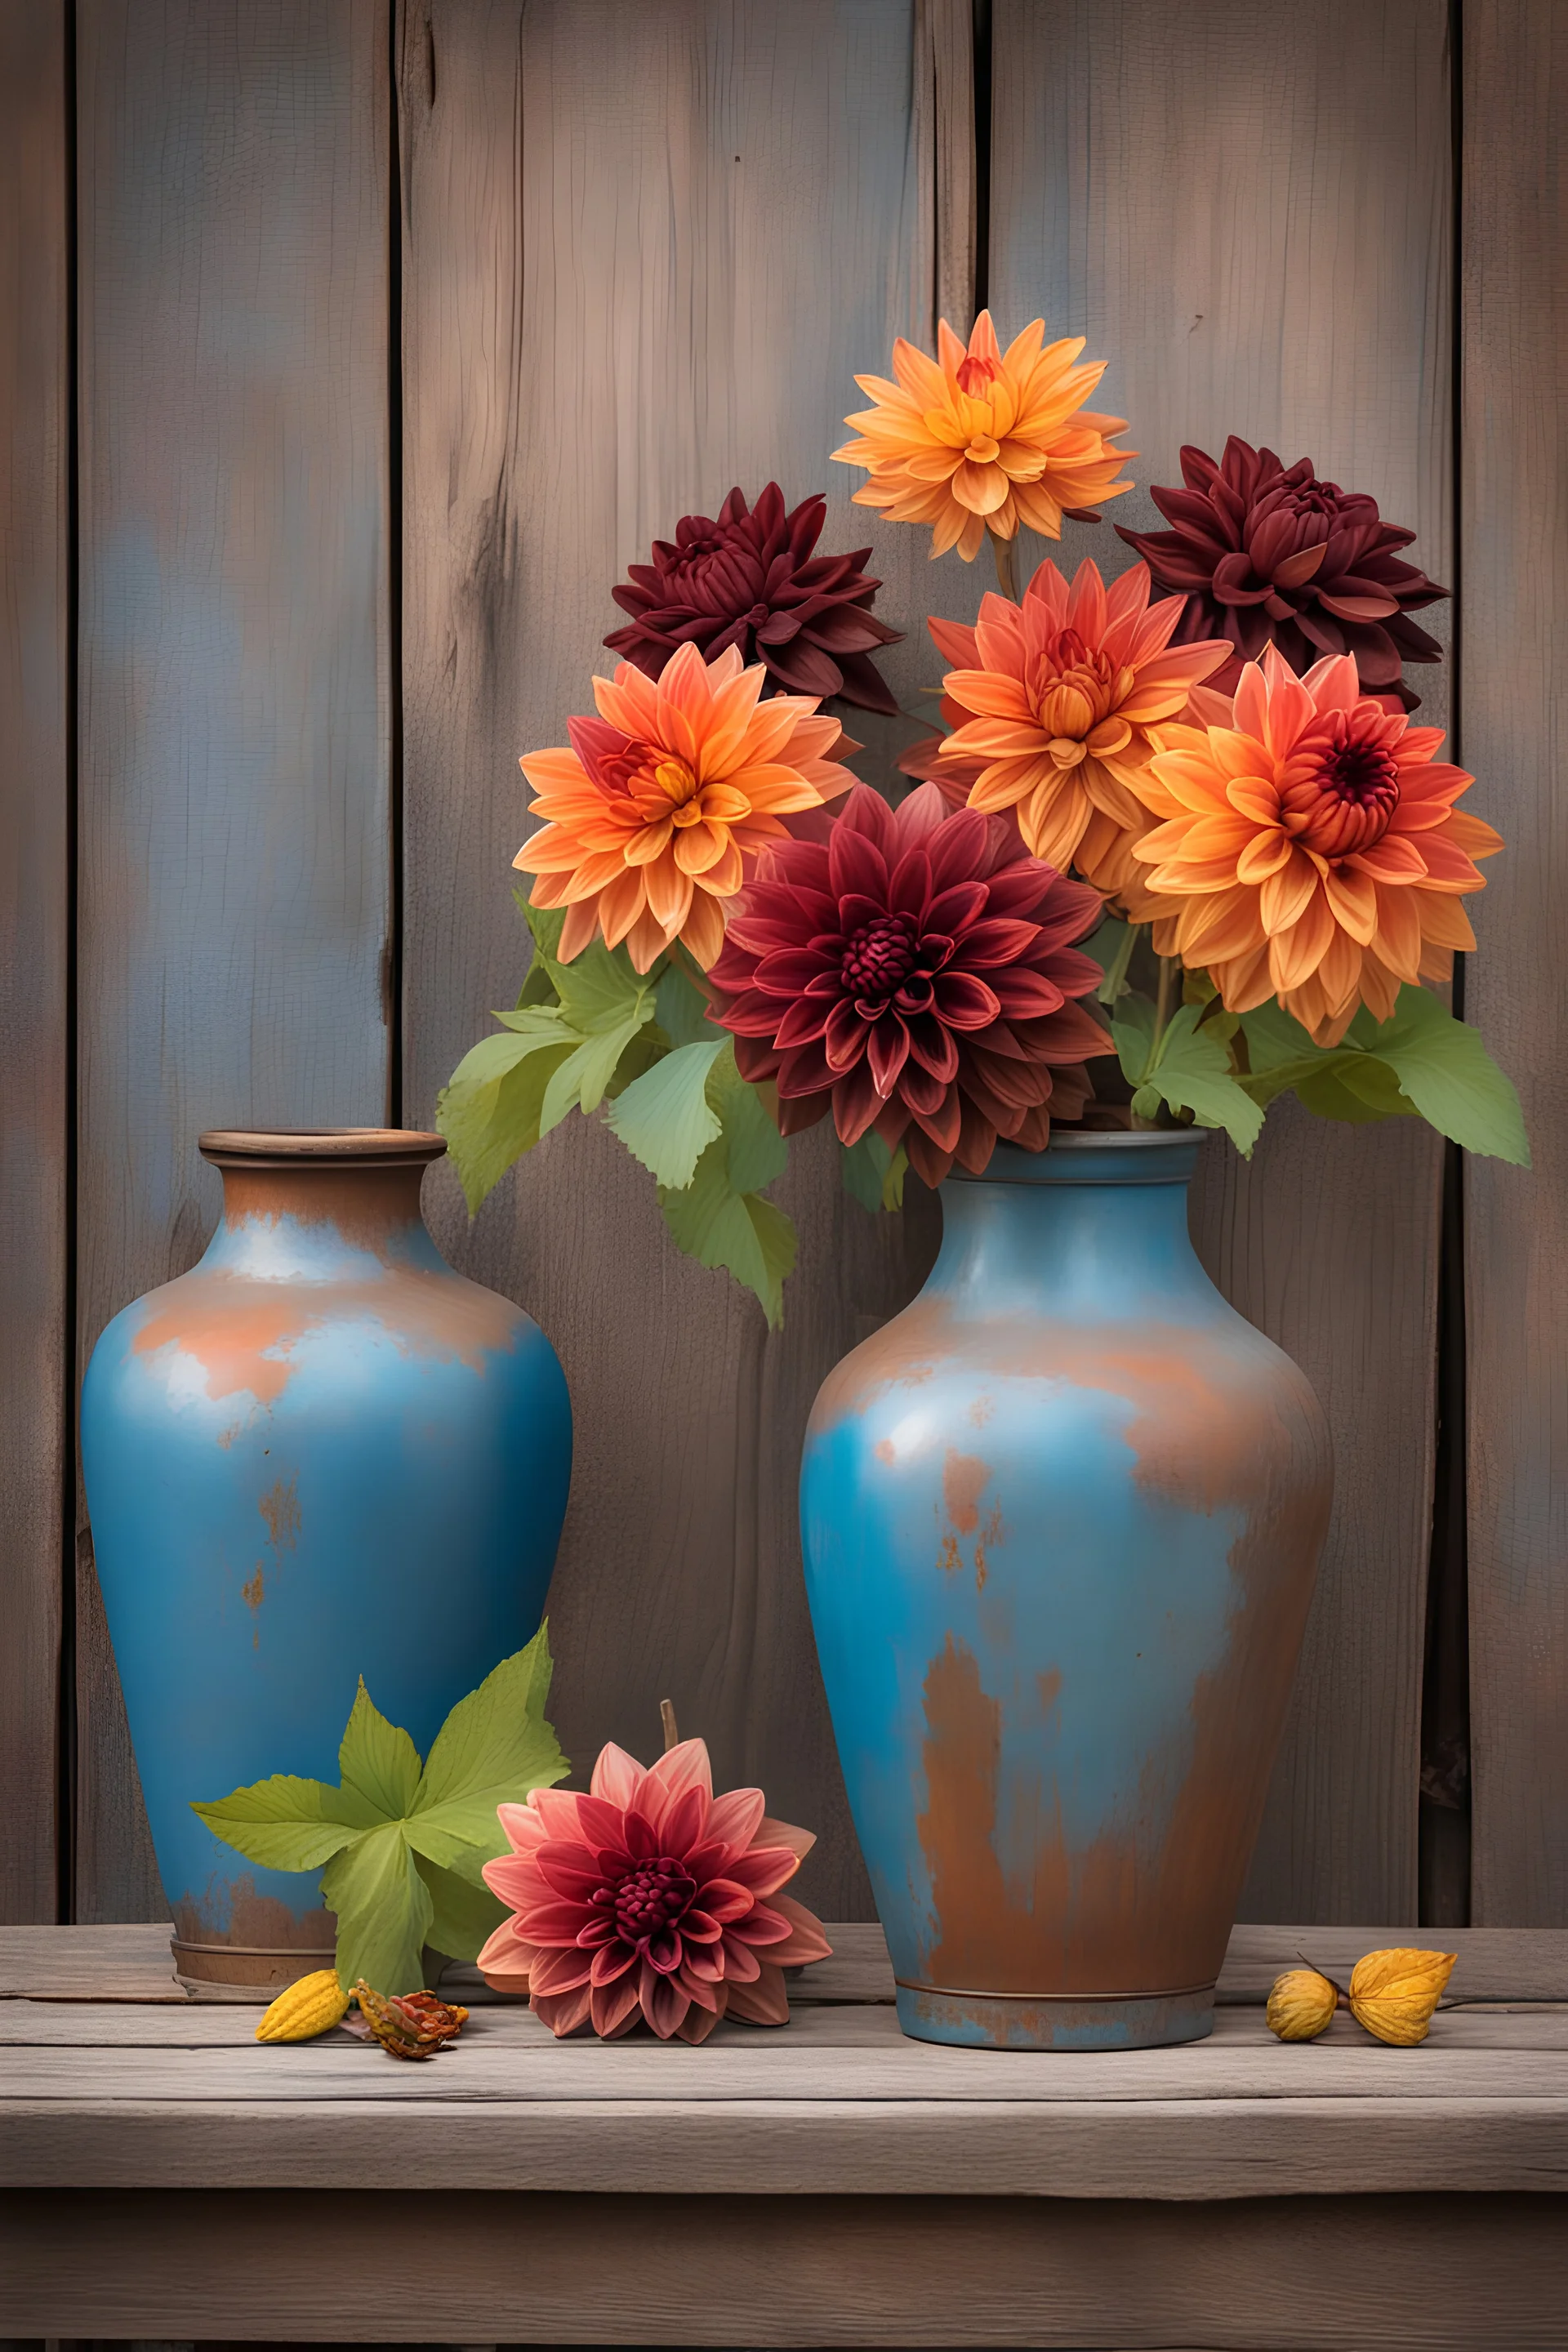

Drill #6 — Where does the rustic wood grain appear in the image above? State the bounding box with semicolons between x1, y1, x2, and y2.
13;1915;1568;2009
73;0;394;1922
1462;2;1568;1927
989;0;1454;1924
4;2188;1567;2345
397;0;985;1919
0;0;68;1923
8;2091;1568;2205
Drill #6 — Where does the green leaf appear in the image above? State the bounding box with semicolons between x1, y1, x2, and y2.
413;1854;509;1962
1131;1004;1265;1155
1109;992;1158;1084
1238;988;1529;1164
1354;987;1530;1164
707;1040;789;1194
436;1022;575;1215
404;1627;568;1879
339;1679;423;1820
321;1822;434;1998
604;1039;726;1187
515;890;567;961
659;1140;798;1327
537;944;656;1131
1084;915;1139;1006
841;1130;908;1213
653;958;721;1049
189;1774;376;1873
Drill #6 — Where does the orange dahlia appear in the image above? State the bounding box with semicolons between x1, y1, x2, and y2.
908;558;1230;885
1130;646;1501;1043
514;642;857;972
831;311;1134;561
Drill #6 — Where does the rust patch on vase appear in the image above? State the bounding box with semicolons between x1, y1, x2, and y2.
942;1449;990;1535
874;1438;896;1465
915;1413;1329;1998
816;1295;1323;1517
259;1472;300;1551
131;1267;523;1408
175;1875;335;1951
220;1165;428;1260
241;1565;265;1614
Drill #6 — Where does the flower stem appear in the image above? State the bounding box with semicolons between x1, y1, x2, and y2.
988;526;1020;602
660;1698;679;1753
1154;952;1179;1048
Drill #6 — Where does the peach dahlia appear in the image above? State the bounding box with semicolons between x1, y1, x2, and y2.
1130;646;1501;1044
831;311;1134;561
903;557;1231;887
514;642;858;972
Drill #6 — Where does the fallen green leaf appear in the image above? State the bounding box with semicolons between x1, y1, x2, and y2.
192;1626;568;1994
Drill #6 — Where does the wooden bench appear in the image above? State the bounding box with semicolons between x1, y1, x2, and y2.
2;1922;1566;2348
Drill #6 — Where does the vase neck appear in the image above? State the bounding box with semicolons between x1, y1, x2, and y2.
933;1160;1212;1318
196;1135;447;1281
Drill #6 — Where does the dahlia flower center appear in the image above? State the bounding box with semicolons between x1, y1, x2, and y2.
1277;476;1345;524
840;912;920;1001
956;351;1001;397
654;755;700;808
1031;630;1120;742
965;432;1000;465
1286;724;1402;858
597;1855;697;1947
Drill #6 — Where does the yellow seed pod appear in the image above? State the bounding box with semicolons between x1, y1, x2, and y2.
1347;1946;1456;2047
255;1967;351;2043
1266;1967;1339;2042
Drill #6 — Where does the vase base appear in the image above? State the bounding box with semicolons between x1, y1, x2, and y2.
171;1936;336;1998
894;1978;1215;2051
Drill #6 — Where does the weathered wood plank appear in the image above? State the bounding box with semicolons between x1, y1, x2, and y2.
0;0;69;1923
397;0;978;1918
7;2095;1568;2205
1462;2;1568;1926
74;0;394;1922
14;1918;1568;2007
988;0;1453;1924
8;1992;1568;2056
4;2188;1568;2344
11;1998;1568;2103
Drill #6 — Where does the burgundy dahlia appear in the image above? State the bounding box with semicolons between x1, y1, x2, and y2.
706;782;1111;1186
1116;436;1448;710
605;483;902;714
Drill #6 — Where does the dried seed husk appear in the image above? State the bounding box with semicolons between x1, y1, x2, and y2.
1266;1968;1339;2042
353;1980;468;2060
1347;1946;1456;2046
255;1969;351;2044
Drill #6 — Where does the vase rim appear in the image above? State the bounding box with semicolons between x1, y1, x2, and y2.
1045;1129;1200;1152
199;1127;446;1171
949;1127;1205;1187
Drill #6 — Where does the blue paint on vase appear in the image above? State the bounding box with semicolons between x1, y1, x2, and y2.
800;1132;1331;2051
81;1131;571;1977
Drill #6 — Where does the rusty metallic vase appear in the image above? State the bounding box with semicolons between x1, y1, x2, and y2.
800;1130;1331;2051
81;1129;572;1995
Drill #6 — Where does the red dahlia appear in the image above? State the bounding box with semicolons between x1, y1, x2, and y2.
705;782;1111;1185
605;483;902;715
1116;436;1448;710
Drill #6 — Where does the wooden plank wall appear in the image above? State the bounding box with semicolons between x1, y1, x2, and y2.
0;0;69;1922
1;0;1561;1931
398;0;972;1917
72;0;394;1920
989;0;1453;1925
1463;0;1568;1926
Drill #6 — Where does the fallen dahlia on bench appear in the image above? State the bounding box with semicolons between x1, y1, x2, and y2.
478;1738;831;2042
